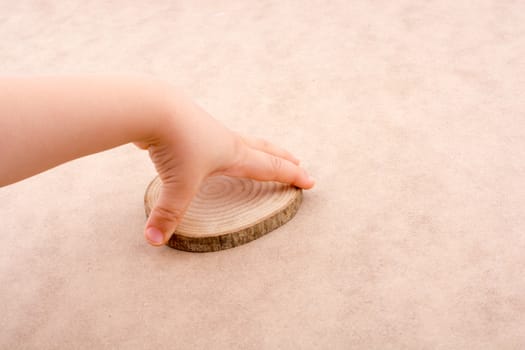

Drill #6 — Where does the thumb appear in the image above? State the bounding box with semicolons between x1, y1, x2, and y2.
144;178;199;246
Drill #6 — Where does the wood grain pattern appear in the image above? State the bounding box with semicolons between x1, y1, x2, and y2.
144;176;303;252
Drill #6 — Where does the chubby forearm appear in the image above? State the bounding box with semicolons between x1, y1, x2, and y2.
0;75;172;186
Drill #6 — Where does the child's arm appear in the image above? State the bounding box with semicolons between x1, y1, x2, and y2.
0;75;314;246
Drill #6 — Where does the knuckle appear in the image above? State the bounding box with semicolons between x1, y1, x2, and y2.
233;134;246;154
154;206;185;224
230;136;248;169
270;156;283;173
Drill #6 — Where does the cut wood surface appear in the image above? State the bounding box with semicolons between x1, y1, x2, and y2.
144;176;303;252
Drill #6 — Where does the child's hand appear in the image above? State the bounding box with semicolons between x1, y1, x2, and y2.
138;93;315;245
0;75;314;247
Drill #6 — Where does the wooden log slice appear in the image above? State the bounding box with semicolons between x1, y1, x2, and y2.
144;176;303;252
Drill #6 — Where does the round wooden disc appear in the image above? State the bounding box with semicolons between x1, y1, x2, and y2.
144;176;303;252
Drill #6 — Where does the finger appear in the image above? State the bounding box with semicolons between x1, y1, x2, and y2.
229;148;314;189
240;135;300;165
144;176;200;246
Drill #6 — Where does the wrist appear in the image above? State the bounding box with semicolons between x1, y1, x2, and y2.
127;76;178;148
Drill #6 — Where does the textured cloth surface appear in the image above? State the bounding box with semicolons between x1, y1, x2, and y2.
1;1;525;349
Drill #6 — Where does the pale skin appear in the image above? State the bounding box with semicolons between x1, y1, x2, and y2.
0;75;315;246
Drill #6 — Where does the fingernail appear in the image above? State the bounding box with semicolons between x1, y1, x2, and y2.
146;227;165;245
302;169;313;181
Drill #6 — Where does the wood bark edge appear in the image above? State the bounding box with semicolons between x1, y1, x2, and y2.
144;178;303;253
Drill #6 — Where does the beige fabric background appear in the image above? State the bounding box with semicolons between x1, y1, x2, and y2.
1;1;524;349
